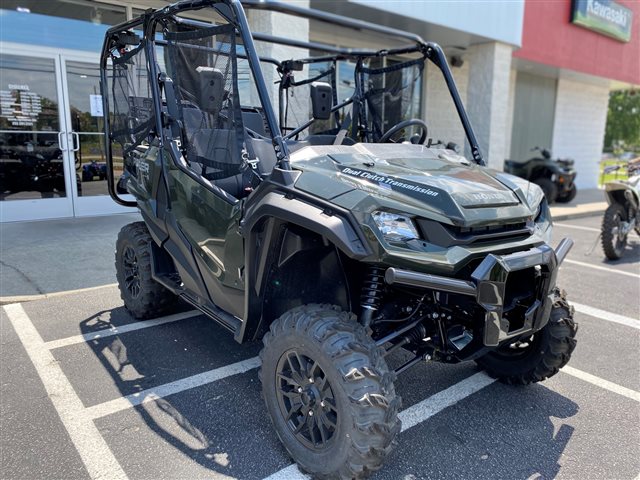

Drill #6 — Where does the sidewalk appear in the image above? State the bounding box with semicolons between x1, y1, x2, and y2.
1;188;606;300
1;212;141;300
549;187;607;221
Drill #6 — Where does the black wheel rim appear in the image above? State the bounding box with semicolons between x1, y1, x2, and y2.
275;350;338;450
122;245;141;299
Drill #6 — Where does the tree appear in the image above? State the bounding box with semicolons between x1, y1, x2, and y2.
604;90;640;152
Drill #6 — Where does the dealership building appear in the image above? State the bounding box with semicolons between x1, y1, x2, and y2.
0;0;638;222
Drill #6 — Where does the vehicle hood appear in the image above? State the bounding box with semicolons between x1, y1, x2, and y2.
290;143;543;226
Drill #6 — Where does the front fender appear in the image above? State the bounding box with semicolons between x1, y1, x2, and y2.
237;184;371;342
241;191;369;260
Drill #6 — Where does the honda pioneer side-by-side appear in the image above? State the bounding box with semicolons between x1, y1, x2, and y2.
100;1;577;478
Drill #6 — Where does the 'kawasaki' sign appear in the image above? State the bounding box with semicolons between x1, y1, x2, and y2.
571;0;633;42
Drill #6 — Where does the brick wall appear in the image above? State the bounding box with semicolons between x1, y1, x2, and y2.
504;68;517;159
466;42;513;169
551;77;610;189
248;3;309;120
424;61;469;150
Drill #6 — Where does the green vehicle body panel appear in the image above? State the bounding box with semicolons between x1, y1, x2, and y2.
274;144;551;275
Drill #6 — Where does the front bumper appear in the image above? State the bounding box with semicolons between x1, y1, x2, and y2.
554;171;576;192
385;238;573;347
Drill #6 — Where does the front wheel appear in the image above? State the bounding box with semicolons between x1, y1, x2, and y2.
260;305;401;479
601;203;628;260
475;289;577;385
556;184;577;203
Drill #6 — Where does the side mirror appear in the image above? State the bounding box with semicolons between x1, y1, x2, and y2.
310;82;332;121
445;141;460;153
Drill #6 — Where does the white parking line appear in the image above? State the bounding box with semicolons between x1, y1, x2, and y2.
86;356;260;420
399;371;496;431
44;310;201;350
3;303;128;480
554;223;601;233
572;302;640;330
562;366;640;402
264;464;308;480
263;372;497;480
563;258;640;278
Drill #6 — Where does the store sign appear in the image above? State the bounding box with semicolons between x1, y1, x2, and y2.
571;0;633;43
0;84;42;128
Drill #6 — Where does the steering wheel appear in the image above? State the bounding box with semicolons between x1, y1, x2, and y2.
379;119;428;144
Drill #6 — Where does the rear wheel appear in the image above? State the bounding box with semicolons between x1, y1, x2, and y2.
556;184;577;203
534;177;558;204
260;304;400;479
115;222;178;319
601;203;628;260
475;289;577;385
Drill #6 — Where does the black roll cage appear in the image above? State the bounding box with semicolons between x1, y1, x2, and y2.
100;0;484;207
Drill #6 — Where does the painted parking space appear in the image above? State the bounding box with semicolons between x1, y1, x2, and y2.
2;216;639;480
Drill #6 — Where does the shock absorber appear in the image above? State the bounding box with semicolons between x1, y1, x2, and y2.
360;266;385;328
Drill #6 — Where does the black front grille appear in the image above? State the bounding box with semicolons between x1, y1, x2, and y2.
417;219;532;248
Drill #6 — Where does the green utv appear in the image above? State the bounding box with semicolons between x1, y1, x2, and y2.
101;1;577;478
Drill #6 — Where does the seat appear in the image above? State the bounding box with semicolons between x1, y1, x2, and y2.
188;128;250;198
242;110;267;137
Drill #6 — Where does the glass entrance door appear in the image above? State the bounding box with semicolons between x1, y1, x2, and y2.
0;48;135;222
60;53;133;217
0;52;74;221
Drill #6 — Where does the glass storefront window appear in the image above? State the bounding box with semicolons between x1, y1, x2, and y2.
65;60;109;197
0;54;67;200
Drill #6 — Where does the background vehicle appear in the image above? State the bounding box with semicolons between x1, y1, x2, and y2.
0;141;68;196
601;159;640;260
100;1;577;478
81;160;107;182
504;147;577;204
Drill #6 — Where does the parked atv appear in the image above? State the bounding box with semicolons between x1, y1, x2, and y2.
504;147;577;204
601;159;640;260
81;160;107;182
100;2;577;478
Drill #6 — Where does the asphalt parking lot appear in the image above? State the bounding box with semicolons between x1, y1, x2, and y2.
1;215;639;480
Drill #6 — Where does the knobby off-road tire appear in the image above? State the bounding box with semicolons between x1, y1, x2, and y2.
556;184;577;203
475;289;577;385
260;304;401;479
115;221;178;319
534;177;558;204
601;203;628;260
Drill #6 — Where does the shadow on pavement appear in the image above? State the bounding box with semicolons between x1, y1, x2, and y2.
79;301;276;479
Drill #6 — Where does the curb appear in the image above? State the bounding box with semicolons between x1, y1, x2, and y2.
551;209;605;222
0;283;118;306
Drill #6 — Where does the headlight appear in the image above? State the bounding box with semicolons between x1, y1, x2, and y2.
372;211;420;242
524;182;545;216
